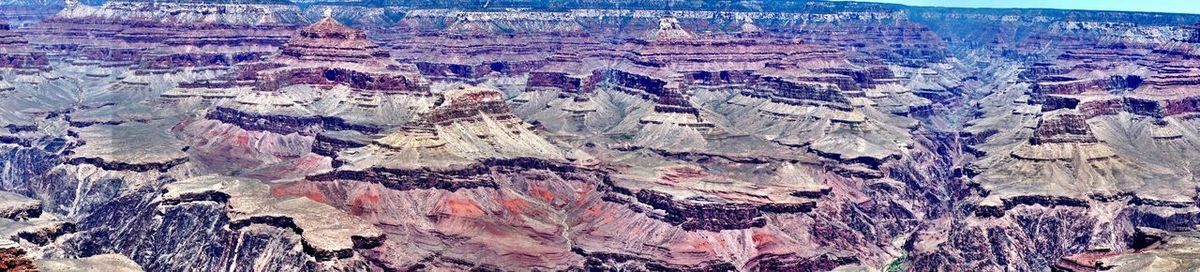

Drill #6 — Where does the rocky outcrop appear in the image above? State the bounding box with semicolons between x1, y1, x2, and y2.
261;67;428;94
19;0;298;70
329;86;574;172
279;10;388;65
633;189;767;231
63;175;383;271
164;176;384;261
0;246;36;272
205;106;383;135
311;131;371;158
174;11;433;157
755;74;854;110
259;10;427;95
1090;228;1200;271
51;0;303;26
426;86;517;125
308;165;499;191
64;157;187;173
34;254;144;272
572;247;738;271
1029;110;1098;144
646;16;693;41
0;192;40;220
0;20;47;70
744;252;859;271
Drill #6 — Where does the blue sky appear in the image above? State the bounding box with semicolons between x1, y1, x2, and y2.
847;0;1200;15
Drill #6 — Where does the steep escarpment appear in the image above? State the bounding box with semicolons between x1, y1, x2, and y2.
0;21;48;71
900;8;1200;271
62;175;383;271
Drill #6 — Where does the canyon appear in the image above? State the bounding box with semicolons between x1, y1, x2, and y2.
2;0;1200;271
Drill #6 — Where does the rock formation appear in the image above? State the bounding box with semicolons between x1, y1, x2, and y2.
0;20;47;71
4;0;1200;271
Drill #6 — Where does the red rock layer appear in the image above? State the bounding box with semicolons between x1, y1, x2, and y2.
19;1;295;69
0;247;35;272
278;16;390;66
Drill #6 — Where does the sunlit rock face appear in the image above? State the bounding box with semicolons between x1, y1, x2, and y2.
6;0;1200;271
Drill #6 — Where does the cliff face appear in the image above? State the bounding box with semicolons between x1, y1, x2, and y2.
4;0;1200;271
0;21;48;71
